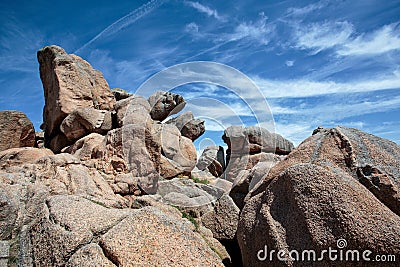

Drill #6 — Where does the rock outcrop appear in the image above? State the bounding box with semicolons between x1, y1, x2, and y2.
167;111;205;141
223;126;293;181
0;111;35;152
237;126;400;266
4;45;400;267
37;45;115;151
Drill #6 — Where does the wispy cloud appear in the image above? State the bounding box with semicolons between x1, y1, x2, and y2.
0;17;44;73
337;22;400;56
185;22;199;34
228;14;275;45
75;0;166;54
185;1;224;21
294;20;354;54
252;74;400;98
286;0;328;17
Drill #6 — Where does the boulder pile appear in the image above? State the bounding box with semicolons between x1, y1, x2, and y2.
1;45;399;267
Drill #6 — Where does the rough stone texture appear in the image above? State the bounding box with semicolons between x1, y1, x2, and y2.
37;45;115;150
225;152;280;182
63;133;104;161
148;91;186;121
238;126;400;266
99;206;223;267
223;126;294;156
0;183;19;240
201;194;240;240
0;147;54;169
157;178;221;212
30;195;129;266
230;158;280;210
155;124;197;178
60;107;112;142
0;111;35;152
48;132;69;153
0;240;9;267
111;88;132;101
197;146;225;177
66;243;115;267
114;95;152;127
223;126;293;181
166;111;205;141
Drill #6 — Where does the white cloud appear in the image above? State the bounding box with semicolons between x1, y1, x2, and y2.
285;60;294;67
286;0;328;17
337;22;400;56
185;22;199;33
252;74;400;98
294;21;354;54
228;15;274;45
185;1;224;21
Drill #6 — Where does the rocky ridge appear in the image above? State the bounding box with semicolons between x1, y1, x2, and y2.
0;45;399;266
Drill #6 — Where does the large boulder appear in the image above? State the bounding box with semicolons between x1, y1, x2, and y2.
24;194;223;266
114;95;152;127
223;126;294;157
229;157;280;210
0;147;53;169
111;88;132;101
37;45;115;151
223;126;293;181
166;111;205;141
238;126;400;266
154;124;197;178
99;206;223;266
200;194;240;241
0;111;35;152
60;107;112;142
148;91;186;121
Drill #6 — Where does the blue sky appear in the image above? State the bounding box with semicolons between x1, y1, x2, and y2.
1;0;399;150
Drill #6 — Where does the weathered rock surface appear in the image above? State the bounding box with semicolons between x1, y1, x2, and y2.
223;126;294;156
148;91;186;121
114;95;152;127
157;178;221;213
238;126;400;266
0;147;54;169
111;88;132;101
63;133;104;161
99;206;223;266
197;146;225;177
0;111;35;152
201;194;240;240
155;124;197;178
60;107;112;142
229;157;280;210
167;111;205;141
37;45;115;150
223;126;293;181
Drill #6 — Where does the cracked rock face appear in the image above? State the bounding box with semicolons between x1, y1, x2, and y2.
37;45;115;151
238;126;400;266
0;111;36;152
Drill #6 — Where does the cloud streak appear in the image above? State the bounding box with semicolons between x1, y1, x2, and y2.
75;0;166;54
338;22;400;56
185;1;223;21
